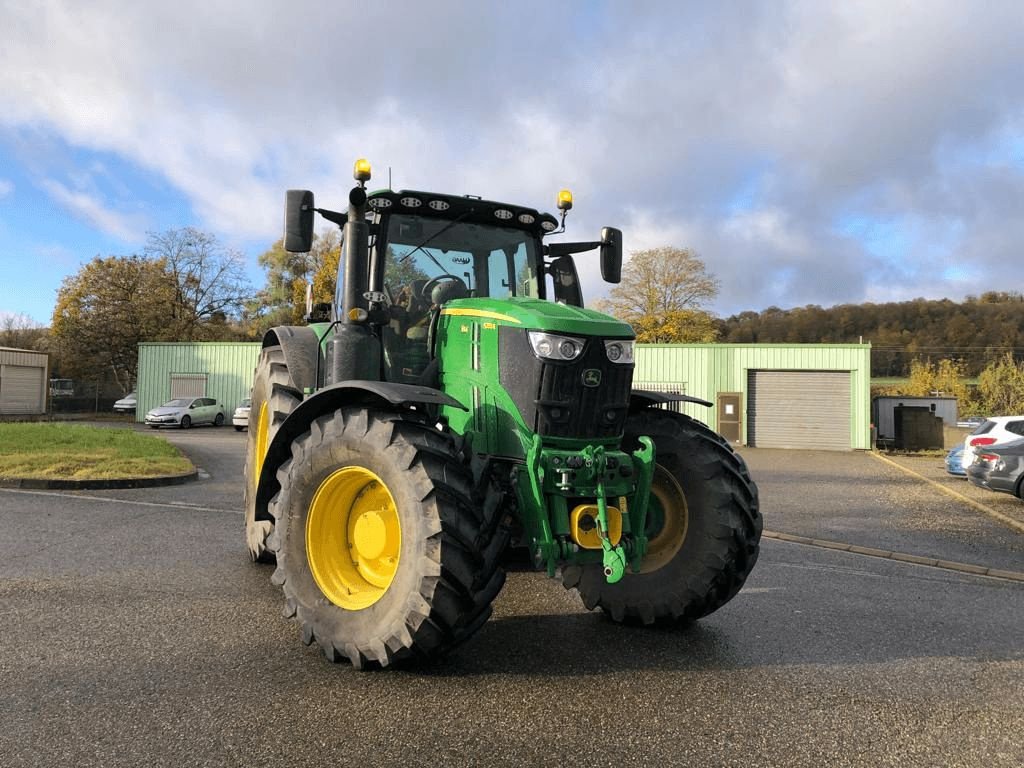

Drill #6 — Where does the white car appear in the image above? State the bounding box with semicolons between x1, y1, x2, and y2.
144;397;226;429
962;415;1024;470
113;391;137;413
232;398;251;431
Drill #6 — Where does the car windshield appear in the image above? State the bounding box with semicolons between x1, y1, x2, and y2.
240;399;251;408
971;420;995;436
163;399;191;408
383;214;541;301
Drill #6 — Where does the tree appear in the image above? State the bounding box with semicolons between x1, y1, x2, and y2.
630;309;718;344
976;353;1024;415
144;227;251;339
902;358;968;397
51;256;178;393
0;312;46;350
248;230;339;333
594;247;720;343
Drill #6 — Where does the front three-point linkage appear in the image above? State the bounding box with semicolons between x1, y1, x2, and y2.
580;442;655;584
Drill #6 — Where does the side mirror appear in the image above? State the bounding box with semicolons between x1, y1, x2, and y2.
285;190;315;253
547;255;583;307
600;227;622;284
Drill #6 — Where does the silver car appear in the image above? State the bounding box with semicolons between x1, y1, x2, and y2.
144;397;226;429
113;391;137;413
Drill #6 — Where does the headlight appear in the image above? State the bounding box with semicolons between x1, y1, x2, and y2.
529;331;584;361
604;340;634;364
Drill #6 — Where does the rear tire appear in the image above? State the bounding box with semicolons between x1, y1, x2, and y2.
270;407;506;668
214;413;224;427
562;409;761;624
244;345;303;564
234;425;244;432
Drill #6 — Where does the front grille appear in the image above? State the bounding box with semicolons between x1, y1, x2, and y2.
499;328;633;439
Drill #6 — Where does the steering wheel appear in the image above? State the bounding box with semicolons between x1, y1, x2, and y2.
420;274;466;302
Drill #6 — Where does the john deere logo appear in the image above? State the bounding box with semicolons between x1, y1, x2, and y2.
582;369;602;387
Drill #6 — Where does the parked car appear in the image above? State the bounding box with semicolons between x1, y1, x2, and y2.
961;415;1024;471
113;391;137;413
144;397;226;429
944;444;966;477
232;398;251;431
965;437;1024;500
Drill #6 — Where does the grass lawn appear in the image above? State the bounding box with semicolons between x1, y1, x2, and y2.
0;423;193;480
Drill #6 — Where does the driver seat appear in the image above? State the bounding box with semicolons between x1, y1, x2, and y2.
430;279;468;306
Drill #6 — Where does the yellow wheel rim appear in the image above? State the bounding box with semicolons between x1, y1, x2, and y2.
253;400;269;491
640;465;688;573
306;467;401;610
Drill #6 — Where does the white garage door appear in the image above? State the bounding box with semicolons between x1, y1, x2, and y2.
747;370;851;450
170;374;207;399
1;364;45;414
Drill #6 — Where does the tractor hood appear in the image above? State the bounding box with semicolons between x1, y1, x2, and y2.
439;297;634;339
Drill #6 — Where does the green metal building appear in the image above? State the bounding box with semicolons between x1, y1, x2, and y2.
635;343;872;450
136;343;261;422
137;341;871;449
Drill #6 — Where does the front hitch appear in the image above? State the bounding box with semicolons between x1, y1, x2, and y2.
582;445;627;583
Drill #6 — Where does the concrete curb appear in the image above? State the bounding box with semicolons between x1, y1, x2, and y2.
762;529;1024;582
0;468;199;491
868;451;1024;535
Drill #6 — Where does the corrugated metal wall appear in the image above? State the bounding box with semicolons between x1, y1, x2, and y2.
135;341;871;448
0;348;48;415
634;344;871;449
137;343;261;422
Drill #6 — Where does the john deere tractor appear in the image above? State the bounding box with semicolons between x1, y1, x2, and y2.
244;159;761;668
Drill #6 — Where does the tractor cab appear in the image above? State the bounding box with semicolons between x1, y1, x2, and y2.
366;192;552;383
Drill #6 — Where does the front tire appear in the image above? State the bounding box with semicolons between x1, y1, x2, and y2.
270;408;506;668
563;409;761;624
243;346;302;563
180;415;191;429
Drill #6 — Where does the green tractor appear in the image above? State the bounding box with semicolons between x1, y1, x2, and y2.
244;159;761;668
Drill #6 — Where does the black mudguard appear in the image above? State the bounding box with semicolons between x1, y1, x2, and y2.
262;325;319;391
630;389;713;411
253;380;467;521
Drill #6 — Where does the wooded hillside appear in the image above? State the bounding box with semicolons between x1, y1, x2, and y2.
718;292;1024;377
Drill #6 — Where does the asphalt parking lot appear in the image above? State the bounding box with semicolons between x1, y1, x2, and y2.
2;428;1022;767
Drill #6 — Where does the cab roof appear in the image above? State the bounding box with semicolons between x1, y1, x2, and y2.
366;189;559;236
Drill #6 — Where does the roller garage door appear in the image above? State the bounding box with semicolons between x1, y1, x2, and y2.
169;374;207;399
0;364;45;414
747;370;851;450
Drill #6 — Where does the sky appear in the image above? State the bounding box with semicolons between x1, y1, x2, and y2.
1;1;1022;327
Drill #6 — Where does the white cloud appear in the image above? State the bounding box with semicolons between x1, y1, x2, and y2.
0;179;12;198
0;1;1022;312
40;179;144;241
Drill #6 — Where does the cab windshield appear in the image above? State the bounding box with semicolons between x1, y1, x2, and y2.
382;214;542;302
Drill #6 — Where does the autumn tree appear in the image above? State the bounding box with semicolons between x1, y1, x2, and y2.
144;227;251;339
975;353;1024;415
248;230;339;332
51;256;178;393
594;247;720;343
901;358;972;400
